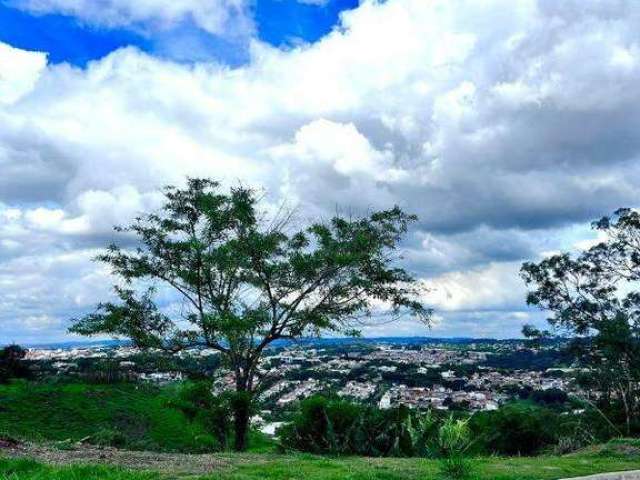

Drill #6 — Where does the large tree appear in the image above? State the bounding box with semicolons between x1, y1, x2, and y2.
70;178;430;450
521;208;640;433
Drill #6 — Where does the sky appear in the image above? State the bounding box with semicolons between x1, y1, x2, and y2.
0;0;639;344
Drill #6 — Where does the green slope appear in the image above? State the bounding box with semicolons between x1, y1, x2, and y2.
0;380;216;452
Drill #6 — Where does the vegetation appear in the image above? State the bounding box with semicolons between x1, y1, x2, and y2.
0;458;159;480
69;178;429;450
0;380;270;453
0;379;617;459
0;345;30;383
276;394;616;459
4;440;640;480
522;208;640;434
436;417;473;479
278;395;438;457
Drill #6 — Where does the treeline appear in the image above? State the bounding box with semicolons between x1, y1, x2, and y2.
12;351;221;384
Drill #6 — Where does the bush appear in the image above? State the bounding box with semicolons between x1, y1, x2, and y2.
278;395;439;457
437;417;474;480
169;381;233;450
469;403;558;455
0;345;30;383
91;428;127;448
528;388;568;407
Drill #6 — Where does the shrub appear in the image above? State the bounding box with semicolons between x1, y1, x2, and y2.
437;417;474;479
169;381;237;450
91;428;127;448
278;395;439;457
0;345;30;383
469;403;558;455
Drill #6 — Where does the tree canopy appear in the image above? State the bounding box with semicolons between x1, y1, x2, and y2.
521;208;640;433
70;178;430;449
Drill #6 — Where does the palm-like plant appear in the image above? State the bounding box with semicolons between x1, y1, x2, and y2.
437;416;474;479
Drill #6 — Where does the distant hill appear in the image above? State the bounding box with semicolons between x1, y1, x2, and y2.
16;336;524;351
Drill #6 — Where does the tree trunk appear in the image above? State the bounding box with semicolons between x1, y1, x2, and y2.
232;370;254;452
233;391;251;451
617;382;631;436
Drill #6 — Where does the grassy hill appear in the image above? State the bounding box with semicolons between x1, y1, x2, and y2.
2;381;640;479
0;380;271;453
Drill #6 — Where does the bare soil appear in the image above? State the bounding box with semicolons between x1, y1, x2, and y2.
1;438;231;476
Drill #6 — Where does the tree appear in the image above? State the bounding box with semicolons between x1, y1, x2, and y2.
0;344;29;382
521;324;550;349
70;178;430;450
521;208;640;434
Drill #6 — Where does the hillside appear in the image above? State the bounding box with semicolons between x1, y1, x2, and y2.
2;380;640;479
0;380;271;453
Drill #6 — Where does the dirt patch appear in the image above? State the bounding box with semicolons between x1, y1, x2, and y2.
1;441;230;476
0;436;20;449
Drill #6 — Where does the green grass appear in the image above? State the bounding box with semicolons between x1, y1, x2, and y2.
2;444;640;480
210;448;640;480
0;380;223;452
0;458;161;480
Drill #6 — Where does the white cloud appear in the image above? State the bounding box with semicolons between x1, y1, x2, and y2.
2;0;640;340
0;42;47;105
9;0;254;37
296;0;330;6
427;262;527;312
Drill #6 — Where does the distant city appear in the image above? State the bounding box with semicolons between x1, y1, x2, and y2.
23;336;581;433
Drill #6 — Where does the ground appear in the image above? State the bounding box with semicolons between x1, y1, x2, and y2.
2;440;640;479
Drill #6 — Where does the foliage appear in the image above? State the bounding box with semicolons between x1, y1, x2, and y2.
470;403;558;455
521;388;568;407
0;344;30;383
483;348;573;371
278;395;439;457
167;381;234;449
437;417;474;479
0;380;224;452
4;439;640;480
522;208;640;434
521;324;552;349
468;402;613;456
68;178;429;450
437;417;471;456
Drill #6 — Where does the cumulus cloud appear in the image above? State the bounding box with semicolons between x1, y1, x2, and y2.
8;0;254;37
0;42;47;105
1;0;640;342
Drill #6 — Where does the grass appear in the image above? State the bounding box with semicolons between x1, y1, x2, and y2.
0;458;161;480
2;380;640;479
0;380;213;452
209;448;640;480
2;444;640;480
0;380;271;453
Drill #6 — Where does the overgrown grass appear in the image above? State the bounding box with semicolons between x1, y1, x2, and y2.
0;458;161;480
0;380;271;453
2;443;640;480
210;448;640;480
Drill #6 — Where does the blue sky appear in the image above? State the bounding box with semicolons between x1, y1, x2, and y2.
0;0;359;66
1;0;639;344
